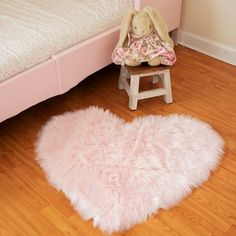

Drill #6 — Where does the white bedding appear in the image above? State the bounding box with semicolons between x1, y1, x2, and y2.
0;0;133;82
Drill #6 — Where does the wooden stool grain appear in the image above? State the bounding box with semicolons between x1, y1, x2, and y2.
118;65;173;110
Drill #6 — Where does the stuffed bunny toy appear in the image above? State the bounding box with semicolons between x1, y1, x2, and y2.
112;6;176;66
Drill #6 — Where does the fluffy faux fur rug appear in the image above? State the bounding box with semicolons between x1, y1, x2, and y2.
35;107;224;233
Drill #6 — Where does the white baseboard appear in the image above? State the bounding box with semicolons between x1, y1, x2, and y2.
178;30;236;66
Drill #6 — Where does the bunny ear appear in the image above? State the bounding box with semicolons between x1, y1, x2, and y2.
116;9;136;48
144;6;174;48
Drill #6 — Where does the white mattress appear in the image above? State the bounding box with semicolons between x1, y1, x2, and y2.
0;0;133;82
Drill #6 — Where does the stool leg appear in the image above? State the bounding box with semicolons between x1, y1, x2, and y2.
129;75;140;110
152;74;162;84
118;65;128;90
163;70;173;103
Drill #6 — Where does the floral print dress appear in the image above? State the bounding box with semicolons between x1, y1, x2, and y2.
112;32;176;65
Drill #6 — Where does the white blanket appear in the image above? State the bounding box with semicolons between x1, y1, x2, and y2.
0;0;133;82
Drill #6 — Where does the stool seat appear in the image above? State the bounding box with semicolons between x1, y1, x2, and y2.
118;65;173;110
125;65;174;75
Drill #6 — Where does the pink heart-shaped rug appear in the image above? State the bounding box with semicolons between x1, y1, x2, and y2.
35;107;224;233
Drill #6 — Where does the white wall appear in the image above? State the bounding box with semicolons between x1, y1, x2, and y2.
179;0;236;65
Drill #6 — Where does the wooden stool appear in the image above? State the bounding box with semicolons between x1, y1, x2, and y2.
118;65;173;110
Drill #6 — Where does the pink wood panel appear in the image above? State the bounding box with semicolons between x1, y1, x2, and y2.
141;0;182;31
53;26;120;94
0;60;58;122
0;27;120;122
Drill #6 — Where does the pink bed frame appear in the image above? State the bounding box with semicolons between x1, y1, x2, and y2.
0;0;182;122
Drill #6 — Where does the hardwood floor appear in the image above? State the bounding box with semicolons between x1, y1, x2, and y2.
0;46;236;236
